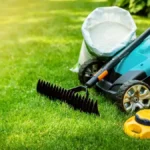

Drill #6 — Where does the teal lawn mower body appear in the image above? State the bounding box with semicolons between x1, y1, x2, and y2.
115;35;150;76
79;28;150;113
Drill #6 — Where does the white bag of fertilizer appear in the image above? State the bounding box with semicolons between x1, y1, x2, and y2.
71;6;137;72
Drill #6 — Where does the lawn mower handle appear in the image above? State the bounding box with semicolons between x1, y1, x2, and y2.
86;28;150;88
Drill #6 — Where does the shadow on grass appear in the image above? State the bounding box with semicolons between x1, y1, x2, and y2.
44;0;108;11
0;0;108;15
0;0;108;27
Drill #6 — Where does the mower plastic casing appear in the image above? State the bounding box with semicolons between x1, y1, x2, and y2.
96;35;150;100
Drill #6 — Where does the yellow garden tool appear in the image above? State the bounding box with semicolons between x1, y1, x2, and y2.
124;109;150;139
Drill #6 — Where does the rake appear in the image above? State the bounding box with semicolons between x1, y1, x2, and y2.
37;79;100;115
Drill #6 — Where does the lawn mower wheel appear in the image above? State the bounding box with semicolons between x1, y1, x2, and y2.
78;59;104;84
117;80;150;113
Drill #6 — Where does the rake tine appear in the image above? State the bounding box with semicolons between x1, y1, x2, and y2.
73;94;79;110
82;97;88;112
66;90;73;104
92;101;99;115
61;88;67;102
88;100;94;114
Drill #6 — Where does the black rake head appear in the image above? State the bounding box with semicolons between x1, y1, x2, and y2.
37;79;100;116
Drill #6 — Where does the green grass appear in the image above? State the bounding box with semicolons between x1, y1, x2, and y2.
1;0;150;149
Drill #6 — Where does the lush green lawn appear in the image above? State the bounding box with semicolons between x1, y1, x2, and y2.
1;0;150;149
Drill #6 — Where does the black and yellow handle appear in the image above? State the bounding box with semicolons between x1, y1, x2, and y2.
85;28;150;88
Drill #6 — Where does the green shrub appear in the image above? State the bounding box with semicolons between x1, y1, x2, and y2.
109;0;150;17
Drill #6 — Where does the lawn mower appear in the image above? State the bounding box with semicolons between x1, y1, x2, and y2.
79;28;150;113
37;28;150;116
